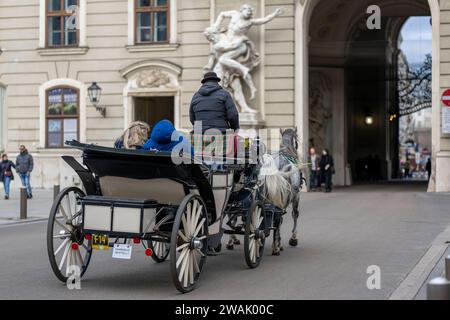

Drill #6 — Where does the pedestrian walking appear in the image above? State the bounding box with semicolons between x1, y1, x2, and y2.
426;157;431;181
319;148;334;193
16;145;33;199
309;147;319;191
404;160;411;179
0;154;15;200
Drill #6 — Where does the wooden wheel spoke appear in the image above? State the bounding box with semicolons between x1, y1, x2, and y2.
178;230;189;242
59;204;70;221
53;233;71;239
55;218;72;234
65;247;72;277
181;214;190;238
190;200;198;233
185;202;192;235
176;243;189;252
192;218;206;238
64;195;72;218
54;238;69;256
178;250;190;283
195;248;205;257
189;252;194;285
176;247;189;269
75;247;84;268
192;251;200;273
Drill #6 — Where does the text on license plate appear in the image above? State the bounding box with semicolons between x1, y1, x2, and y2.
92;234;109;250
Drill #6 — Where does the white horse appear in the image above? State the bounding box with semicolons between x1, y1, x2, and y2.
259;128;305;255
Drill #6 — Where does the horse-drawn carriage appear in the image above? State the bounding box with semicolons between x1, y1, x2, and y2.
47;135;298;293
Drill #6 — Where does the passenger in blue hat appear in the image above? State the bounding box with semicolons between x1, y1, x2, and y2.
143;120;193;154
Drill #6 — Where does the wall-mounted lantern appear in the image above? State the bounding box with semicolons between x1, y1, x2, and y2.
389;114;398;122
88;82;105;117
365;115;374;126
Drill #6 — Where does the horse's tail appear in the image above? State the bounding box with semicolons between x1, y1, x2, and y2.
259;154;297;209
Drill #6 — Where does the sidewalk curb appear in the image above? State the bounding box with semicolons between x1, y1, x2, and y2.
388;224;450;300
0;217;47;227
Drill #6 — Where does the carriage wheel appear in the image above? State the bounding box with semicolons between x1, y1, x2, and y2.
148;238;170;263
47;187;92;283
244;201;266;268
170;194;208;293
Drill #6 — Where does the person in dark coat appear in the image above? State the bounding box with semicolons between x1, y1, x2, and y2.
319;148;334;193
426;157;432;181
308;147;319;191
189;72;239;133
16;145;33;199
0;154;15;200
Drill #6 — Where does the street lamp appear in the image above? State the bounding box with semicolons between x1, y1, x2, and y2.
88;82;106;117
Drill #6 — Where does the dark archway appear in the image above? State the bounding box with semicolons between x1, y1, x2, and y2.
307;0;431;185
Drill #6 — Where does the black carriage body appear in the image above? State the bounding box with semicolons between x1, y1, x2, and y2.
48;140;276;293
64;140;218;226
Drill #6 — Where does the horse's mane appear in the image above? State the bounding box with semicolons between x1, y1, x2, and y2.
279;130;300;163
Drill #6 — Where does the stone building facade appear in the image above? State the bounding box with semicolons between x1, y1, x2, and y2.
0;0;295;189
0;0;449;192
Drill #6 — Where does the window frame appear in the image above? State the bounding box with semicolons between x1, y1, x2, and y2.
134;0;170;45
45;0;80;48
45;86;80;148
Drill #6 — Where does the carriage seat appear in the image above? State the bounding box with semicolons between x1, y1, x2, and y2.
99;176;188;205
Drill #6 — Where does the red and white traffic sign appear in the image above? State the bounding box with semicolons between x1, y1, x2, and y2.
442;89;450;107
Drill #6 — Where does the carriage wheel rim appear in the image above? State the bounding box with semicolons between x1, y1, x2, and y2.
48;188;92;282
150;238;170;261
171;195;207;292
249;206;263;263
244;201;265;268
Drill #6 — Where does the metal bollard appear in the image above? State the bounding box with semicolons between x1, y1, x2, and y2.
427;277;450;300
20;187;27;220
53;185;60;200
446;255;450;281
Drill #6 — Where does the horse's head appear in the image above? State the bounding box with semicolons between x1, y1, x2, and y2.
280;127;299;153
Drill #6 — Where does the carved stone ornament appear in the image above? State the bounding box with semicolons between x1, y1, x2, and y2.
136;69;172;88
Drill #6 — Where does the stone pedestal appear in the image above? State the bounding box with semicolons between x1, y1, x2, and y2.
238;112;265;138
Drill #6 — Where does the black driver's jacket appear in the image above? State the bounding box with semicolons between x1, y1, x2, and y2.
189;82;240;133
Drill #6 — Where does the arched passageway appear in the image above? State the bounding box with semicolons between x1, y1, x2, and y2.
296;0;439;189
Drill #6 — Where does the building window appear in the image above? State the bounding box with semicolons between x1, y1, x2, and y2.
135;0;169;44
46;87;79;148
46;0;79;47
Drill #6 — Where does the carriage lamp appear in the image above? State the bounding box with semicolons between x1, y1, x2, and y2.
88;82;106;117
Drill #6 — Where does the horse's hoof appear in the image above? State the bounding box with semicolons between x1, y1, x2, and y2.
280;246;284;251
272;250;281;256
233;239;241;245
289;238;298;247
226;244;234;250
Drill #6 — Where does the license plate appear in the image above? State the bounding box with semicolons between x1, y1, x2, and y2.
112;244;133;260
92;234;109;250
